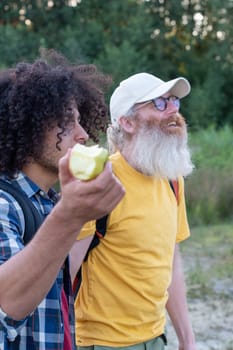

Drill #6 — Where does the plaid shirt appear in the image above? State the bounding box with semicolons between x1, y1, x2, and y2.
0;172;75;350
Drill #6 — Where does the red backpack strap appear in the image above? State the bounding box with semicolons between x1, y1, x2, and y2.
169;179;179;204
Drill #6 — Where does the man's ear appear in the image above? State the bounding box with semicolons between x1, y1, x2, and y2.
118;116;136;134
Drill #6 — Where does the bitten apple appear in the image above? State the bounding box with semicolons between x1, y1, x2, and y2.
69;144;109;180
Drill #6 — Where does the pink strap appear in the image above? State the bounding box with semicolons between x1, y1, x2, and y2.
61;288;72;350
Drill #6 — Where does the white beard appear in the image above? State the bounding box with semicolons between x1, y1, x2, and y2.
130;123;194;180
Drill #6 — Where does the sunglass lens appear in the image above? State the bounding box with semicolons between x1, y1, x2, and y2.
154;97;166;111
173;97;180;108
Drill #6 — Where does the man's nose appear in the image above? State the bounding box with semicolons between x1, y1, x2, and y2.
74;123;89;143
167;99;179;113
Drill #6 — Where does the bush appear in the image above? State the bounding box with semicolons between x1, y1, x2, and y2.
186;125;233;225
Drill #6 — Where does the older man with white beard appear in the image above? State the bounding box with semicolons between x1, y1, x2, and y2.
72;73;196;350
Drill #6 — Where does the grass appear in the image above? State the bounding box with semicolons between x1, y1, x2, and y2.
180;222;233;299
184;125;233;225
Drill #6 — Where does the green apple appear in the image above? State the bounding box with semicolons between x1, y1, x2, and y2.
69;144;109;180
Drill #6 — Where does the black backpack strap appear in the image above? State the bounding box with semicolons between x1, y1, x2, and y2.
73;214;109;298
73;181;179;298
0;179;43;244
83;182;178;262
83;214;109;262
0;179;44;349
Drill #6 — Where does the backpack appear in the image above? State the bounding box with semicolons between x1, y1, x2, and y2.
72;179;179;298
0;179;44;349
0;179;44;244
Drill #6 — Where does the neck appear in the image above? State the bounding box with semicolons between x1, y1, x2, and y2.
120;138;138;171
22;162;58;193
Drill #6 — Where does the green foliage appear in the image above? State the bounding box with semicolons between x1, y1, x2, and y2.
186;71;226;129
186;126;233;225
0;25;39;67
0;0;232;129
189;125;233;170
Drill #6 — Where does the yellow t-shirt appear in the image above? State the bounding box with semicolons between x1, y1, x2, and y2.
75;152;190;347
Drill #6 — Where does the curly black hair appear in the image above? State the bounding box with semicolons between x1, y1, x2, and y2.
0;50;111;177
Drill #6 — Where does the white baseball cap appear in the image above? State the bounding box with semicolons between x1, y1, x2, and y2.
110;72;191;125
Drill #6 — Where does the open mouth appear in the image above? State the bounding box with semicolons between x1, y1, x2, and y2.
160;114;186;135
166;113;186;129
167;121;178;127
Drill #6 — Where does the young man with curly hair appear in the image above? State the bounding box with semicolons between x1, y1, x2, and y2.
72;73;196;350
0;51;125;350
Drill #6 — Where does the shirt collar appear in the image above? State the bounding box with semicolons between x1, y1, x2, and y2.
0;171;59;203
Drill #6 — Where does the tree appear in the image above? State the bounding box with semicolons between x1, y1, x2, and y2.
0;0;232;129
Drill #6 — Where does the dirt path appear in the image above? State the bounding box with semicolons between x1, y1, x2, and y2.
164;224;233;349
166;295;233;349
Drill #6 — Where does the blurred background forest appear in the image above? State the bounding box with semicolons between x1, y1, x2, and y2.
0;0;233;226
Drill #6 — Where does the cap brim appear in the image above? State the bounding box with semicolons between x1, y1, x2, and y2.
137;77;191;102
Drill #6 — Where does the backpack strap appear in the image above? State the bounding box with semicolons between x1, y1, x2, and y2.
85;181;179;262
169;179;179;204
0;179;43;244
73;180;180;298
0;179;44;349
73;214;108;297
83;214;109;262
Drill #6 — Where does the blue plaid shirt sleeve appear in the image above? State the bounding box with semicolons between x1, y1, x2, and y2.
0;191;31;343
0;191;26;262
0;307;28;342
0;174;75;350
